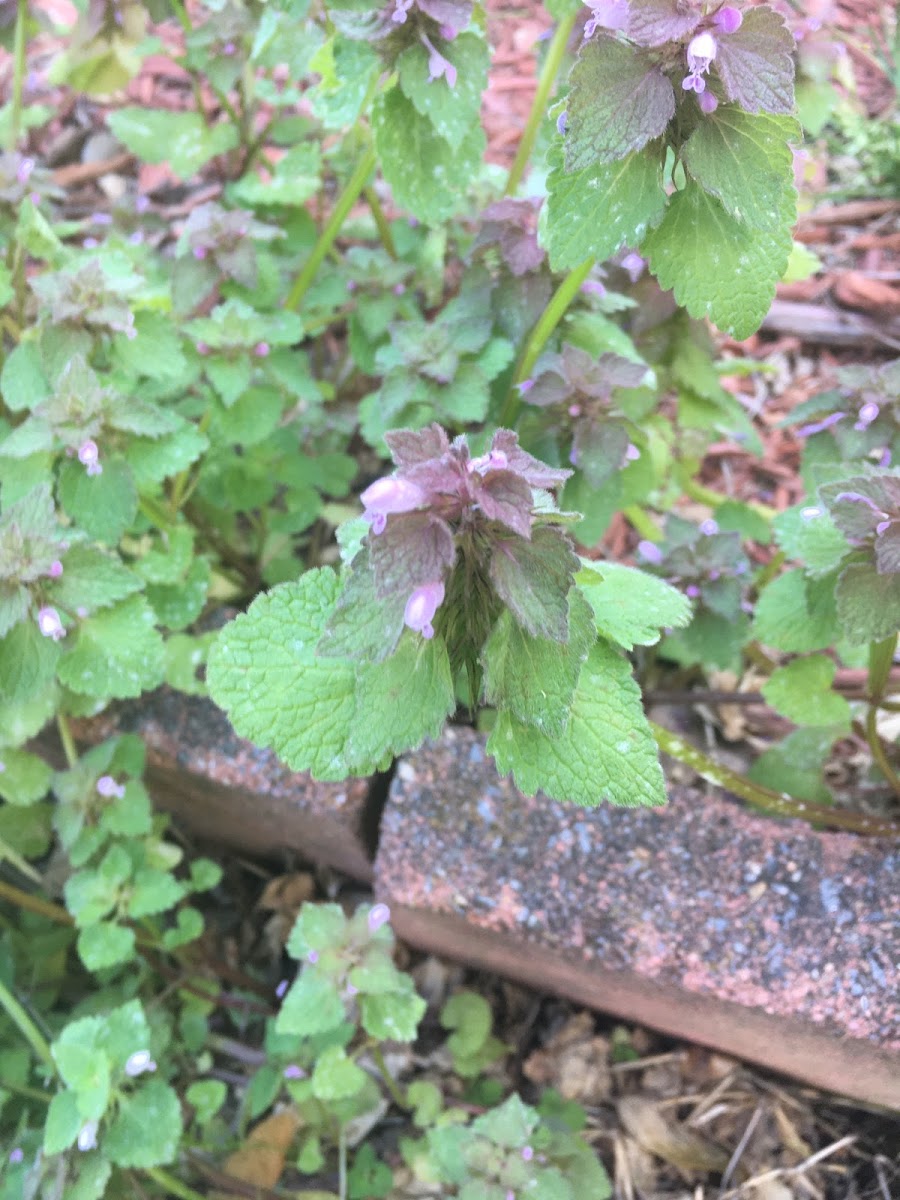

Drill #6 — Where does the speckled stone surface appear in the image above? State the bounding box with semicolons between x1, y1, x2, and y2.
71;688;374;880
376;726;900;1108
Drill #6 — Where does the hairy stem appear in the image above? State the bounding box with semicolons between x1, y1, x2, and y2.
364;184;397;258
285;145;377;310
144;1167;208;1200
369;1042;409;1110
505;10;578;197
56;714;78;769
650;720;900;837
500;258;594;426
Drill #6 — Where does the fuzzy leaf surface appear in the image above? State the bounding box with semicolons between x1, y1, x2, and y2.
489;527;580;642
714;4;795;115
576;561;691;649
545;139;666;271
643;180;794;338
565;37;674;169
397;33;488;149
752;570;839;652
682;107;800;228
57;595;164;699
761;655;851;727
488;639;665;807
481;589;595;736
835;563;900;644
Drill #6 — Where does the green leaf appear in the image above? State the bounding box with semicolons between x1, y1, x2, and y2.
186;1079;227;1125
163;906;204;950
100;779;152;837
287;901;347;958
565;37;675;169
397;33;488;149
545;139;667;272
57;595;164;699
373;88;485;225
0;583;29;638
125;421;208;487
682;107;800;228
359;987;426;1042
44;1089;82;1155
481;590;595;736
104;1080;183;1167
77;922;136;970
229;142;322;207
48;546;143;614
1;340;50;413
441;991;492;1059
0;747;52;805
127;868;186;918
64;1155;112;1200
753;570;840;652
277;970;346;1037
311;1045;368;1101
99;999;152;1069
642;180;795;339
57;456;137;544
836;562;900;645
112;311;188;383
772;504;850;576
489;527;580;642
106;108;240;179
575;561;691;649
309;37;378;130
0;617;60;705
761;655;852;727
488;640;665;807
207;572;361;780
349;633;455;766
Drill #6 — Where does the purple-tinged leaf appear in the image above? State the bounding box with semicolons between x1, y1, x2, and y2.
476;472;535;539
571;419;631;487
713;5;795;115
626;0;702;46
473;199;545;276
566;348;648;394
385;424;450;466
875;524;900;576
369;511;456;598
566;36;675;169
490;430;572;490
836;561;900;645
820;476;900;544
489;526;580;641
416;0;473;37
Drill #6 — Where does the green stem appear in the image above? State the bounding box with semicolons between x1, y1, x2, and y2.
56;715;78;769
369;1042;409;1111
0;1075;50;1102
649;720;900;838
8;0;27;151
505;11;578;197
285;145;377;311
364;185;396;259
0;879;73;927
0;977;54;1069
144;1166;207;1200
680;474;776;522
623;505;662;543
500;258;594;426
338;1127;348;1200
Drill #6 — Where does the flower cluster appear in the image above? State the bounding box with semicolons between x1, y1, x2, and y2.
358;425;571;640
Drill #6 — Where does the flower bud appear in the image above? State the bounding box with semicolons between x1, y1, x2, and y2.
361;477;427;534
124;1050;156;1077
403;580;445;639
48;559;63;578
712;6;743;34
77;1121;99;1152
368;903;391;932
97;775;126;800
37;606;65;641
77;439;102;477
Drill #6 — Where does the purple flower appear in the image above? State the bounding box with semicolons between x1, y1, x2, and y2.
90;212;113;227
37;606;65;641
196;341;210;355
620;251;645;282
254;341;270;357
78;439;102;477
275;978;289;998
404;580;445;639
833;491;886;515
624;444;641;462
801;506;821;520
683;30;716;92
583;0;630;39
712;5;742;34
517;378;535;395
795;411;845;438
420;33;457;87
522;1146;534;1161
8;1148;23;1165
16;157;34;184
97;775;125;799
854;401;880;431
193;246;207;260
685;583;701;598
699;518;719;536
556;110;568;135
637;540;663;564
124;1050;156;1077
391;0;414;21
698;90;718;113
48;559;63;578
283;1064;306;1079
876;519;892;536
361;477;427;534
469;448;509;475
368;903;391;932
307;950;319;964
